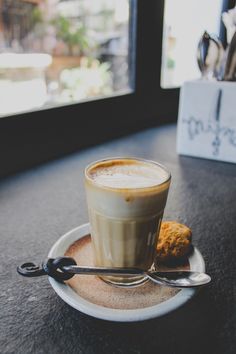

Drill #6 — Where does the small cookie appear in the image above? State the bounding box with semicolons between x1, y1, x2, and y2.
156;221;192;262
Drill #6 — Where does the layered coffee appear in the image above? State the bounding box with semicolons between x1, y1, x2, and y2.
85;158;171;286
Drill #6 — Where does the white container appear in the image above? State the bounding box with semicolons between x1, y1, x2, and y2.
177;80;236;163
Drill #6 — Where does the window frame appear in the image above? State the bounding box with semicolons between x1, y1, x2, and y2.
0;0;232;177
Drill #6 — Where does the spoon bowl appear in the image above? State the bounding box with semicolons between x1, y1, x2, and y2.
146;270;211;288
197;31;224;80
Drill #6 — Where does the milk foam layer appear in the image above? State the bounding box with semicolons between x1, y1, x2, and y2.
86;159;170;219
88;160;169;189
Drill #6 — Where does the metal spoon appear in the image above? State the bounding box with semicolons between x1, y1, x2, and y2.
223;30;236;81
18;257;211;288
197;31;224;80
63;265;211;288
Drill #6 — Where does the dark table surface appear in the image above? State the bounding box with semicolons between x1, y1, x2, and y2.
1;124;236;354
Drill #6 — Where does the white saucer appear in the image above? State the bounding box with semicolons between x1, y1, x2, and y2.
48;223;205;322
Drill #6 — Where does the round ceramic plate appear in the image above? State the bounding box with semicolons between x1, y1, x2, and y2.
48;223;205;322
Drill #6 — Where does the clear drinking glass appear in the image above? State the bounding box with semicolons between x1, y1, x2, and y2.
85;157;171;286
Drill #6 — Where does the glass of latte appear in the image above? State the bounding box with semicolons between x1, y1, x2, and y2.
85;157;171;286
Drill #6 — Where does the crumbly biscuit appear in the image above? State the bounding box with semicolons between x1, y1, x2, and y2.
156;221;192;262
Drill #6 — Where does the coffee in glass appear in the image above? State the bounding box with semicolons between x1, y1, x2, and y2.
85;157;171;286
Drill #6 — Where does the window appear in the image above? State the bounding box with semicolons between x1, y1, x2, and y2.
161;0;224;88
0;0;131;116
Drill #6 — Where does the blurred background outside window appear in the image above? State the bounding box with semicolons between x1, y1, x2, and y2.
0;0;130;116
161;0;223;88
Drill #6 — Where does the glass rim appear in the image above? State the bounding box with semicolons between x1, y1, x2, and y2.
84;157;171;191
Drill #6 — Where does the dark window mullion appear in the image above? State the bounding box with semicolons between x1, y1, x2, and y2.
134;0;179;123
